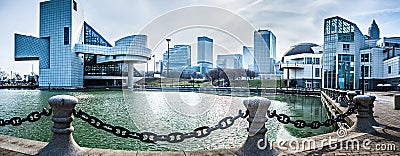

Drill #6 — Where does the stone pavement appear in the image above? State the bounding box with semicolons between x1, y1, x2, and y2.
1;91;399;155
276;91;400;155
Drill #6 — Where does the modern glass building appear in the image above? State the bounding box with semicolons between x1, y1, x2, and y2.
197;36;213;74
242;46;254;71
253;29;276;74
162;45;191;73
14;0;150;88
322;16;365;89
216;54;243;69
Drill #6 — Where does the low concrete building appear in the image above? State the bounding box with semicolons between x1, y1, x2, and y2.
281;43;322;89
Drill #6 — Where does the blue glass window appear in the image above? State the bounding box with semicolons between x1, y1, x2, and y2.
64;27;69;45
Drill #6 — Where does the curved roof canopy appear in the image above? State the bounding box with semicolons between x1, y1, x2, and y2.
283;43;319;57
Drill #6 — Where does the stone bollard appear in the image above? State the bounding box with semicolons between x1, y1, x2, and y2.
349;95;376;133
394;95;400;110
328;89;333;98
347;91;357;113
368;95;379;126
37;95;84;156
334;90;340;102
338;91;348;107
237;97;276;156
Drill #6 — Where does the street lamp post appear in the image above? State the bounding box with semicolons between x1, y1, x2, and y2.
152;55;155;76
361;65;365;95
311;59;314;91
166;39;171;78
344;66;347;90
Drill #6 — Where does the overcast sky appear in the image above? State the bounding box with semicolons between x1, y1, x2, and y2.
1;0;399;75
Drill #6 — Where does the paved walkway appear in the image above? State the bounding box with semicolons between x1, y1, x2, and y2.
1;91;399;155
276;91;400;155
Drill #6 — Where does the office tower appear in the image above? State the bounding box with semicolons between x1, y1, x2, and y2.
197;36;213;74
253;29;276;74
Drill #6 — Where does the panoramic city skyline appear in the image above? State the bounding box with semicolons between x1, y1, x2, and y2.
1;0;400;75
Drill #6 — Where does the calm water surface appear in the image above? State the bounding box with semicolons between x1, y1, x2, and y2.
0;89;331;151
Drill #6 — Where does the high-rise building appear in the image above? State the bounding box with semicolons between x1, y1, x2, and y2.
197;36;214;74
242;46;254;71
197;36;213;74
322;16;365;89
14;0;150;88
368;20;380;40
216;54;243;69
162;45;191;72
253;29;276;74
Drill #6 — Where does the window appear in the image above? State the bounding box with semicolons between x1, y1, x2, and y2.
361;66;370;77
361;54;370;62
73;1;77;11
388;66;392;74
64;27;69;45
313;58;320;64
315;68;320;77
343;44;350;51
305;57;313;64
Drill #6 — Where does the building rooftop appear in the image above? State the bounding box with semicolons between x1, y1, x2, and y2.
283;43;319;57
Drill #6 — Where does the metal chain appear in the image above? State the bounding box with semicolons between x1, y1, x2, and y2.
267;103;358;129
0;108;52;126
73;108;248;144
142;109;249;143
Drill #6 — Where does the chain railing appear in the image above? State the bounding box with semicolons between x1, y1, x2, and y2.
266;101;358;129
0;108;52;126
73;108;249;143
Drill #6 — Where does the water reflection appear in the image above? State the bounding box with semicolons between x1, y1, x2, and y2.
0;89;331;151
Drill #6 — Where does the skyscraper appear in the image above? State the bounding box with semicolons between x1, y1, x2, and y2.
242;46;254;71
368;20;380;40
197;36;213;74
253;29;276;74
322;16;365;89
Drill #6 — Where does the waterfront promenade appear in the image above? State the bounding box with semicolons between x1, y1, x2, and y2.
0;91;399;155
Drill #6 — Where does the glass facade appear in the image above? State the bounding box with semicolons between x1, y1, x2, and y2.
253;29;276;74
14;0;151;87
337;54;354;89
83;22;112;47
83;54;123;76
162;45;191;72
323;16;363;89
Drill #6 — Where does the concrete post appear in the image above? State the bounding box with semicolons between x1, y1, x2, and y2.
128;62;134;89
237;97;276;156
37;95;84;156
334;90;340;102
338;91;348;107
394;95;400;110
328;89;333;98
347;91;357;113
368;95;379;126
349;95;376;133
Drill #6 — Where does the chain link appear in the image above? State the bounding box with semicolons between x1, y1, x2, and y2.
267;103;358;129
73;108;248;144
0;108;52;126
